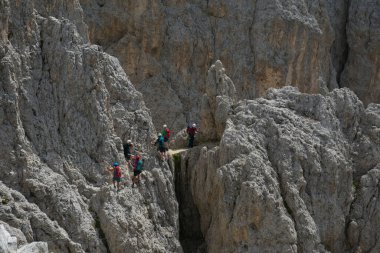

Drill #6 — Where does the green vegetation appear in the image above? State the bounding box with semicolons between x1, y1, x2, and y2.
173;153;181;171
1;195;10;205
352;179;360;194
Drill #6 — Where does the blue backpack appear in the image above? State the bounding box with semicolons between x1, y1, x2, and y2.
158;136;165;148
136;159;144;172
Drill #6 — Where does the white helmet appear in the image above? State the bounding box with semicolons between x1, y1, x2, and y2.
158;133;162;136
163;124;167;128
127;140;132;144
192;123;196;127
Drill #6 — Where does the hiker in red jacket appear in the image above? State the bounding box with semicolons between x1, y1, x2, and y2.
161;124;170;150
107;162;122;192
187;123;198;148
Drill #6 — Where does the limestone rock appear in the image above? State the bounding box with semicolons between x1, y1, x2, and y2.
0;182;83;252
0;223;48;253
44;151;183;253
200;60;236;142
18;242;49;253
79;0;342;132
1;0;380;253
348;166;380;252
90;159;182;253
172;60;236;149
79;0;380;132
341;0;380;105
0;0;181;252
178;87;380;253
351;103;380;178
0;224;17;253
324;0;350;84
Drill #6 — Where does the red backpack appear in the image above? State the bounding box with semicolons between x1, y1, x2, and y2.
114;166;122;178
165;128;170;138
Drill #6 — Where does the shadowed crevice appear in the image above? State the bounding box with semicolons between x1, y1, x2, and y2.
173;152;206;253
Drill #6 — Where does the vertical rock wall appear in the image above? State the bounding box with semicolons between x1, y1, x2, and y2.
324;0;349;84
79;0;380;130
79;0;342;131
341;0;380;105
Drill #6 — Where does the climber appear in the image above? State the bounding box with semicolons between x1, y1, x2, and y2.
123;140;134;168
107;162;122;191
153;133;166;160
187;123;198;148
132;156;144;187
161;124;171;150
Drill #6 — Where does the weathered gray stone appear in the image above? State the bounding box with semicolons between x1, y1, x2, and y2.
172;60;236;149
1;0;380;253
0;224;17;253
90;159;182;253
177;87;380;253
18;242;49;253
199;60;236;142
0;0;181;252
348;166;380;252
0;223;48;253
0;182;83;253
351;103;380;178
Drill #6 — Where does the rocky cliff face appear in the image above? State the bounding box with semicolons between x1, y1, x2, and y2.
79;0;380;132
0;0;180;252
176;86;380;253
1;0;380;253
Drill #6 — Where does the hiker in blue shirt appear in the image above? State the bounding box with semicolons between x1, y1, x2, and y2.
154;133;166;160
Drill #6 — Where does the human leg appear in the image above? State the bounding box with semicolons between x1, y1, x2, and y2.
189;135;194;147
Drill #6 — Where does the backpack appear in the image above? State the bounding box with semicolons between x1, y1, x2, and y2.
134;155;141;167
114;166;122;178
123;144;131;156
188;127;196;136
157;136;165;148
164;128;170;139
136;159;144;172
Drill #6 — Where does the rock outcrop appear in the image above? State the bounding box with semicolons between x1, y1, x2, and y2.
173;60;236;148
0;223;49;253
0;224;18;253
0;0;181;252
177;87;380;253
200;60;236;142
348;166;380;252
